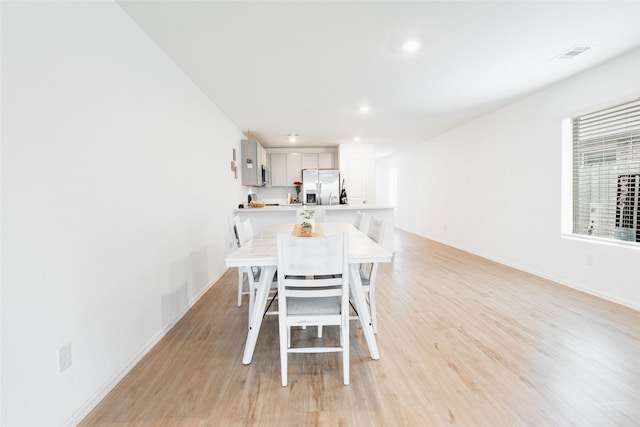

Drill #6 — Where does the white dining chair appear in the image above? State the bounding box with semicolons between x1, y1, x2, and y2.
233;217;276;322
359;216;384;334
276;232;350;386
238;218;254;242
353;211;364;230
229;216;251;307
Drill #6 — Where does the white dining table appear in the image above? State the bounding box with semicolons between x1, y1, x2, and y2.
225;222;393;365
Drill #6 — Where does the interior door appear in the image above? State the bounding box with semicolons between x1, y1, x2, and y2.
347;157;368;204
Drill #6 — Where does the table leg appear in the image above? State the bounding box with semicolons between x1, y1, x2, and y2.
242;265;276;365
349;264;380;360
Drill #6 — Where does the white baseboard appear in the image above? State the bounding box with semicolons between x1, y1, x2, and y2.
399;227;640;312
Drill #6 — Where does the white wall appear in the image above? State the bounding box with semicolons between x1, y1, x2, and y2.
377;48;640;310
1;2;245;425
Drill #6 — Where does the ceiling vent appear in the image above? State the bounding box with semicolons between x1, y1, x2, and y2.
556;45;591;59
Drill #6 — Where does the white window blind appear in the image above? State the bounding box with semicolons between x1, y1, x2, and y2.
572;97;640;243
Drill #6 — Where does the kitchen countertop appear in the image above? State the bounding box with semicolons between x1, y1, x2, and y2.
235;204;396;212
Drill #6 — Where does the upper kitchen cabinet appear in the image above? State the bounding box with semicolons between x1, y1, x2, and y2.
318;152;336;169
241;139;267;186
301;153;318;169
270;152;302;187
267;148;336;187
269;153;286;187
285;153;302;184
301;152;336;170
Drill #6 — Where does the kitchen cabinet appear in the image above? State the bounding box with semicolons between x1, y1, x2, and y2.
268;149;336;187
286;153;302;184
269;153;287;187
269;152;302;187
241;139;267;186
301;153;318;170
318;152;335;169
301;152;336;170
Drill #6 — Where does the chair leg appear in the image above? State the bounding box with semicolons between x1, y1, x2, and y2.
343;313;350;385
237;268;244;307
370;290;377;334
247;269;255;326
279;316;288;386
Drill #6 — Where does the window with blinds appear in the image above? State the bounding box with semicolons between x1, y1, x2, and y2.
572;97;640;243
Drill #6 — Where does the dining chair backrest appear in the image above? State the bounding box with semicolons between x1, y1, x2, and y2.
353;211;364;230
243;218;254;239
367;217;384;244
229;215;241;249
232;216;272;314
236;218;254;246
278;232;347;280
277;232;350;386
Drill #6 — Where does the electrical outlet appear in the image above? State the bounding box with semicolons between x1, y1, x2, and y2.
58;342;72;373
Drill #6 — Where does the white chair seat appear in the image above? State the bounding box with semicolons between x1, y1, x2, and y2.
288;296;341;315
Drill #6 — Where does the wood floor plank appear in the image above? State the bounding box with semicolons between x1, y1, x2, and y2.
80;229;640;426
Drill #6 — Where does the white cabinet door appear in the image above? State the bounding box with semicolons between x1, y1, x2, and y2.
318;152;335;169
286;153;302;184
256;144;264;169
269;153;287;187
301;153;319;170
242;139;262;186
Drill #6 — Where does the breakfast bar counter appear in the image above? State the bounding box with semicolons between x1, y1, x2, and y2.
234;204;396;252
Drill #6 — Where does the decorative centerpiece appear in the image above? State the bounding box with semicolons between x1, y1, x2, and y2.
298;209;315;234
293;181;302;203
300;224;312;236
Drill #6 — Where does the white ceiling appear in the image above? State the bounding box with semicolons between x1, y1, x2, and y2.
118;1;640;157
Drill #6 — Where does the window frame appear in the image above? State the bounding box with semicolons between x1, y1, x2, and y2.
561;96;640;247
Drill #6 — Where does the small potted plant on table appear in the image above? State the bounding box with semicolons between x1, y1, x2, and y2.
298;209;315;236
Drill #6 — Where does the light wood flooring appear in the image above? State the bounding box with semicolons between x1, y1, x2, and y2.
80;229;640;426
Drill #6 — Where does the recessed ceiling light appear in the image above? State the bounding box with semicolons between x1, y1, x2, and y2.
359;105;371;113
354;136;361;142
288;134;298;143
401;39;421;53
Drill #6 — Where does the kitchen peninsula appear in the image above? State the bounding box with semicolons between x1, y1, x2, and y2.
234;204;396;252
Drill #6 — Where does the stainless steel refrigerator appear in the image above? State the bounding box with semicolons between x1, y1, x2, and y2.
302;169;340;205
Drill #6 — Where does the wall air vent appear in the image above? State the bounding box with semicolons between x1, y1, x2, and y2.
556;45;591;59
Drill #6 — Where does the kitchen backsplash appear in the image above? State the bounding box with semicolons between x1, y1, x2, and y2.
244;186;294;204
